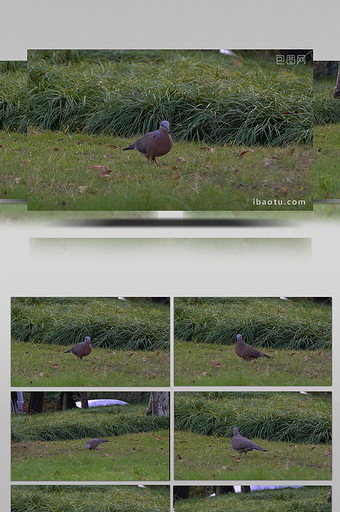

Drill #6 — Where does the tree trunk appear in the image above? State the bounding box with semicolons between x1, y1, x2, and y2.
80;392;89;408
334;62;340;98
58;392;76;410
11;392;19;414
241;486;251;493
146;392;168;416
28;392;44;413
215;486;235;495
174;486;190;500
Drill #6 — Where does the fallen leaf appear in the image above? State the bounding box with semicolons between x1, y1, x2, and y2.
239;149;254;157
177;157;186;163
14;178;21;184
107;144;118;148
99;168;112;177
173;172;180;180
202;372;208;376
199;146;214;153
78;186;88;194
176;454;183;460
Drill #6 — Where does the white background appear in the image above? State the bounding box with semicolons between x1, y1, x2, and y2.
1;0;339;509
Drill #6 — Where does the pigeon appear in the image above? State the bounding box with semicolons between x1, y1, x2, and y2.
235;334;272;361
86;438;109;450
122;120;173;162
231;427;267;456
64;336;92;359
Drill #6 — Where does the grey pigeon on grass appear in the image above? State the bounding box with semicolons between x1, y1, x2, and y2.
64;336;92;359
122;120;173;162
86;438;109;450
235;334;272;361
231;427;267;456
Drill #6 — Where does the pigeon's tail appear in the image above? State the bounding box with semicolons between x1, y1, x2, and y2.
102;440;109;443
122;144;136;151
254;445;267;452
261;353;272;358
64;349;71;353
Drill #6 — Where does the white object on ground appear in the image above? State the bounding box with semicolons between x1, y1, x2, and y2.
75;399;129;408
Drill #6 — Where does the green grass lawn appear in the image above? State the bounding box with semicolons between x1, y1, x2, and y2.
12;400;169;480
11;341;170;386
8;130;312;211
174;431;331;480
174;340;331;386
0;131;28;199
174;486;331;512
11;485;170;512
314;124;340;198
12;429;169;480
313;71;340;199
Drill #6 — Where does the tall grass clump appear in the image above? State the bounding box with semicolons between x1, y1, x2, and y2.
313;63;340;125
0;64;27;131
27;50;313;146
174;297;331;350
11;485;169;512
11;297;169;350
174;392;331;444
174;486;331;512
12;404;169;442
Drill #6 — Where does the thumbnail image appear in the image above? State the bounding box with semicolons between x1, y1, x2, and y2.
11;297;170;387
11;391;169;481
174;297;331;386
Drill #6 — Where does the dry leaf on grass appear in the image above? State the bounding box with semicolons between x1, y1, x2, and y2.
239;149;254;157
199;146;215;153
99;168;112;177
